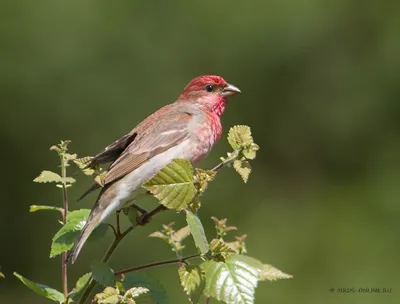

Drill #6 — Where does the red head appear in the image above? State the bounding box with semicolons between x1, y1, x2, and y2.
178;75;241;116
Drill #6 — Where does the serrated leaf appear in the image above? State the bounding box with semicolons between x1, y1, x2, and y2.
142;159;196;210
186;210;209;254
201;255;263;304
95;171;108;187
73;157;96;176
209;239;236;260
94;286;121;304
259;264;292;281
13;272;65;303
50;217;108;257
29;205;63;213
178;265;205;304
242;143;259;160
233;160;251;183
122;273;168;304
91;261;115;287
33;170;76;184
228;125;253;150
172;225;190;243
69;272;91;301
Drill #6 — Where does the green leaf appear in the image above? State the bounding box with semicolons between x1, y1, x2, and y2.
122;273;168;304
142;159;196;210
123;206;139;227
33;170;76;184
13;272;65;303
94;286;121;304
91;261;115;287
0;272;4;279
233;160;251;183
73;157;96;176
69;272;91;301
66;209;91;222
186;210;209;254
50;217;108;257
29;205;63;213
124;287;157;304
259;264;293;281
209;239;236;260
178;265;205;304
227;125;253;150
201;255;263;304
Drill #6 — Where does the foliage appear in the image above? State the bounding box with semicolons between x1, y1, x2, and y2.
11;126;291;304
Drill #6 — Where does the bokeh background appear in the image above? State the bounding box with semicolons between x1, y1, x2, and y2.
1;0;399;303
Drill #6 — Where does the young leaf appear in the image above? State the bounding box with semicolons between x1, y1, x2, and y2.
186;210;209;254
142;159;196;210
122;273;168;304
209;239;236;260
13;272;65;303
73;157;96;176
29;205;63;213
227;125;253;150
233;160;251;183
259;264;293;281
91;261;115;287
33;170;75;184
124;287;157;304
94;286;121;304
171;225;191;243
178;265;205;304
68;272;91;301
201;255;263;304
123;206;139;227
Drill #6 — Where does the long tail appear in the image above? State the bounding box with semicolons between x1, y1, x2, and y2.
67;214;102;264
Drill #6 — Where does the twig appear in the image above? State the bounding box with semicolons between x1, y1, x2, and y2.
205;297;210;304
211;150;240;172
60;154;69;298
115;253;199;276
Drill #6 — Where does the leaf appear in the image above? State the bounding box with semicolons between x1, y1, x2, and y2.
148;231;168;241
227;125;253;150
50;217;108;257
124;287;157;304
91;261;115;287
209;239;236;260
73;157;96;176
195;168;217;194
142;159;196;210
201;255;263;304
95;171;108;187
122;273;168;304
33;170;76;184
259;264;293;281
178;265;205;304
186;210;209;254
13;272;65;303
94;286;121;304
69;272;91;301
66;209;91;222
123;206;139;227
242;143;259;160
233;160;251;183
29;205;63;213
0;272;4;279
188;198;201;213
171;225;190;243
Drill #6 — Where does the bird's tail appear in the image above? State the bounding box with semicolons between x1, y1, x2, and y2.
67;215;101;264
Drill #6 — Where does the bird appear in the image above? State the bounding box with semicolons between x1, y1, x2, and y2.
68;75;241;263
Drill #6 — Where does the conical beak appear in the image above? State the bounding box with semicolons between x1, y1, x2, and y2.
222;83;241;97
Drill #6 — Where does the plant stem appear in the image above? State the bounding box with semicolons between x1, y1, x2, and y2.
205;297;210;304
115;253;199;276
211;150;240;172
60;154;69;298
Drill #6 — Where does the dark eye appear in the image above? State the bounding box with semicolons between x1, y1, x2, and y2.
206;84;214;92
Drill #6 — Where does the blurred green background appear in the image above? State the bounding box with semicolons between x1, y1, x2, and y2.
1;0;399;303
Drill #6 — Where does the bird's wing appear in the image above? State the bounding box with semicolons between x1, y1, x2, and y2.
88;132;137;167
104;111;192;185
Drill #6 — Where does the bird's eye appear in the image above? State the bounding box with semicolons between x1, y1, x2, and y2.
206;85;214;92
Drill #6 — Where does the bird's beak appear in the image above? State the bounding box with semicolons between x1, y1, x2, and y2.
221;83;241;97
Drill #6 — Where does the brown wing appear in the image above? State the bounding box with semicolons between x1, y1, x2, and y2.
104;113;191;184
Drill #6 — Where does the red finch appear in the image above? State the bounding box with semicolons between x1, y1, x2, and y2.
68;75;241;263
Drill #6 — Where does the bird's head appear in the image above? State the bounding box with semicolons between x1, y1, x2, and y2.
178;75;241;116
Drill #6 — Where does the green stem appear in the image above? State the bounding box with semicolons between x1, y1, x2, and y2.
211;149;240;172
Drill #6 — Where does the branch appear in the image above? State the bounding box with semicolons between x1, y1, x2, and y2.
211;150;240;172
115;253;199;276
60;154;69;298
